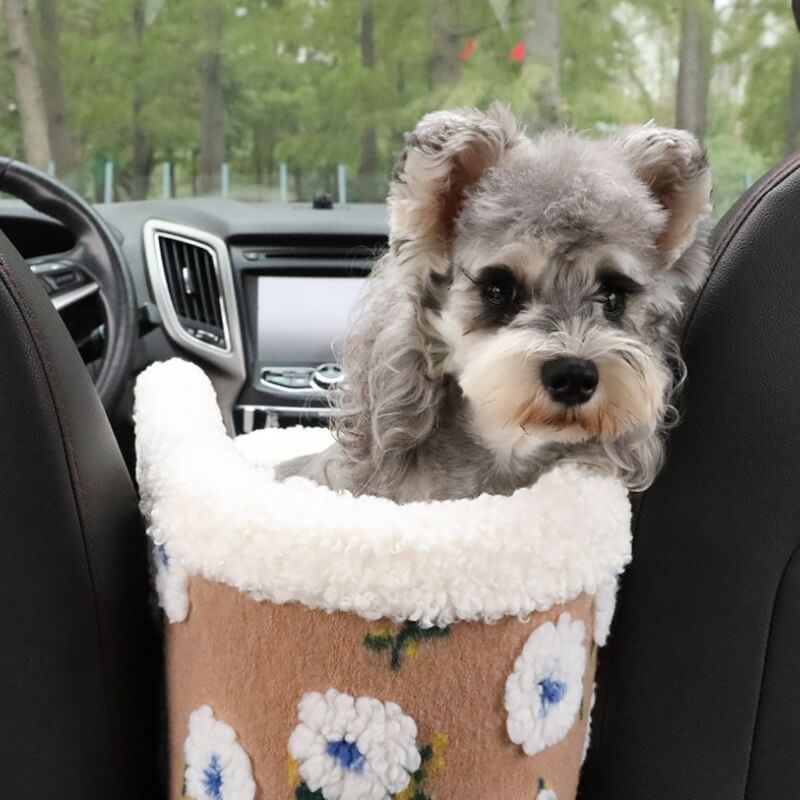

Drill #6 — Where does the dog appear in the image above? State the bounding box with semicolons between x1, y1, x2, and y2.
275;104;712;503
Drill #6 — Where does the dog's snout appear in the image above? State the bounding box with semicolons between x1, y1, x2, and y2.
541;357;599;406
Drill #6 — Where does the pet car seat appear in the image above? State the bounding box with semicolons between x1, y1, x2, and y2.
135;358;632;800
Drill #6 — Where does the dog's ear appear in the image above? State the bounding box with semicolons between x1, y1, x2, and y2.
389;103;522;265
618;124;712;268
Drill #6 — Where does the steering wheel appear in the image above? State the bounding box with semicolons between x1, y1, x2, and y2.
0;158;136;412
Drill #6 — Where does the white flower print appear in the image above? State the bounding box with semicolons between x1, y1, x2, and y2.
152;541;189;623
288;688;421;800
505;613;587;756
184;705;255;800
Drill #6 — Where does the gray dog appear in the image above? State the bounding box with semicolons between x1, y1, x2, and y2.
276;104;712;502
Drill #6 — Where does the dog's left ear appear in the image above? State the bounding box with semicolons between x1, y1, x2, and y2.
619;124;712;269
389;103;522;267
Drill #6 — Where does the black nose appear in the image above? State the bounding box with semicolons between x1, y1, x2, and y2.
541;357;599;406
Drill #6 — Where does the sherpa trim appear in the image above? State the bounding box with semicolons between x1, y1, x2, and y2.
135;359;632;627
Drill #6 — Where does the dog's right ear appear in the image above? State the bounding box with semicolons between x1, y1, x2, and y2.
389;103;522;268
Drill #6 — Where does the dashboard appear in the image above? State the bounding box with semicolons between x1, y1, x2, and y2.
0;197;389;434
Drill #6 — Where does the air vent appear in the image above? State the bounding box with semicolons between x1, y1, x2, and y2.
155;232;228;350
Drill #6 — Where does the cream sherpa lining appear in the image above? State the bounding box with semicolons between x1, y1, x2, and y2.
135;359;632;627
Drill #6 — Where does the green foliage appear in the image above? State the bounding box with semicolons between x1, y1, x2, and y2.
364;621;449;671
705;131;769;216
295;783;325;800
742;36;798;161
0;0;796;209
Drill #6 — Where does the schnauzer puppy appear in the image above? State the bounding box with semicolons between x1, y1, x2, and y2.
276;104;712;502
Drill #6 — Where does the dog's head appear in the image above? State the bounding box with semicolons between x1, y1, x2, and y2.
340;104;712;490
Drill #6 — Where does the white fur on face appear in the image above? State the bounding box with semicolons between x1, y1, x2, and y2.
437;239;672;460
442;315;670;458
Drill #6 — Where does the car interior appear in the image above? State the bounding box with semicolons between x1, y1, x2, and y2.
1;1;800;798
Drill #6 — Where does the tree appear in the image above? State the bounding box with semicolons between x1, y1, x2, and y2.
130;0;154;200
0;0;793;207
2;0;52;169
427;0;461;92
358;0;378;188
786;45;800;155
675;0;715;140
198;2;225;194
522;0;561;131
35;0;76;175
740;2;800;162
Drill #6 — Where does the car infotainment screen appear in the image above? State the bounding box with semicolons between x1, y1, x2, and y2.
256;276;367;365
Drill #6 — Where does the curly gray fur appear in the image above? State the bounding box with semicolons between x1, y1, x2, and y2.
275;106;712;502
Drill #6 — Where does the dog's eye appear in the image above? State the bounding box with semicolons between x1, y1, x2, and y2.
602;289;626;319
483;281;515;306
480;267;517;307
597;271;642;320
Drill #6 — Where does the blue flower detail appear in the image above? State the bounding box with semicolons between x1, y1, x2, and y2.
157;543;170;568
201;753;223;799
325;739;366;773
538;677;567;715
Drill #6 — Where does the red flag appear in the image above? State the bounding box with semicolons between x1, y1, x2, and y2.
509;41;525;63
459;38;476;62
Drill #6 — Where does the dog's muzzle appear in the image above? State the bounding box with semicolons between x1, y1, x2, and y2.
541;357;599;406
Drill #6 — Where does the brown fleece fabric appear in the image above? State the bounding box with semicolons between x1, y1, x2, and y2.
167;577;598;800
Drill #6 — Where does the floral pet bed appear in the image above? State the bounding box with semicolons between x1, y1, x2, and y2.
134;359;631;800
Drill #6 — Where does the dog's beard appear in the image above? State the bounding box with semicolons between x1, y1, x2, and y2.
456;327;670;450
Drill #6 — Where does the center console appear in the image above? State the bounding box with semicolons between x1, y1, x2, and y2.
230;235;386;433
143;215;387;436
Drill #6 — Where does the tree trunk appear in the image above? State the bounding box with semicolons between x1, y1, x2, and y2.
167;148;176;197
130;1;153;200
36;0;76;175
190;148;198;196
198;3;225;195
786;48;800;156
359;0;378;195
522;0;561;131
131;94;154;199
252;127;265;186
675;0;715;141
3;0;53;169
427;0;461;90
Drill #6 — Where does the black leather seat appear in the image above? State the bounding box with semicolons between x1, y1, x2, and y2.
579;133;800;799
0;230;160;798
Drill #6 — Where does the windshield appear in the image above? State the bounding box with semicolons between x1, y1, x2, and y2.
1;0;797;216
